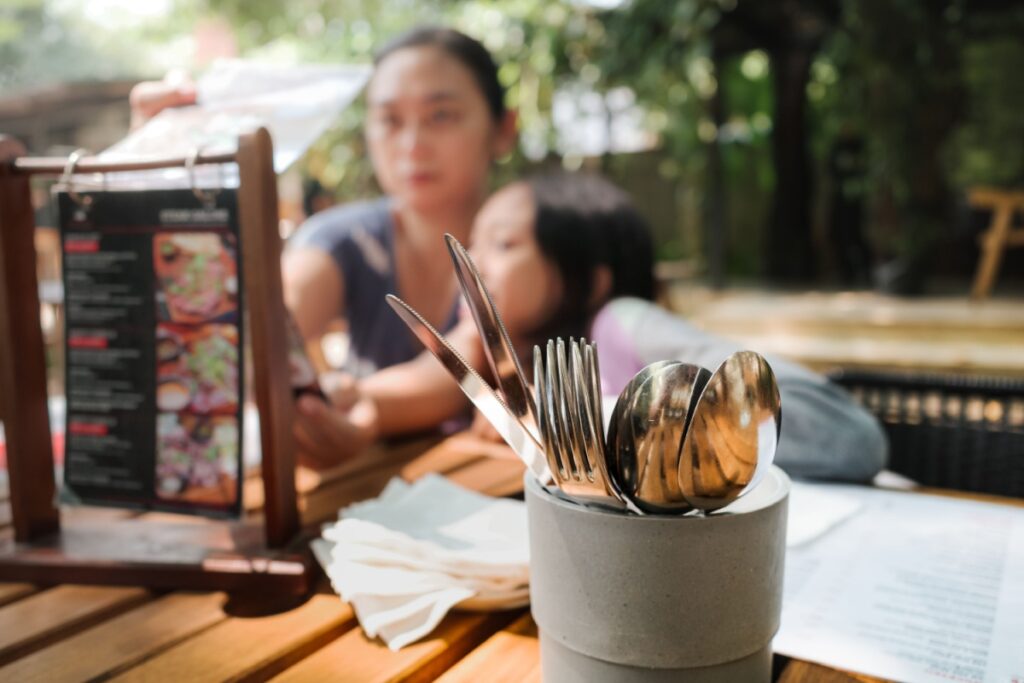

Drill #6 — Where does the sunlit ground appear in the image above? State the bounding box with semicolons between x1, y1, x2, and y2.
664;283;1024;378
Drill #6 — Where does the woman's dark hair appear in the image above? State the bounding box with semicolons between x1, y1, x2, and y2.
373;26;506;122
527;171;656;344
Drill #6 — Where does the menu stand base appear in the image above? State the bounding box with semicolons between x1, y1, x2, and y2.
0;508;311;595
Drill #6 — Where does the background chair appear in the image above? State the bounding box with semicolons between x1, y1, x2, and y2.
969;187;1024;299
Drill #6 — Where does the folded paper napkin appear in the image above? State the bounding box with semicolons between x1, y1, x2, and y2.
312;474;530;650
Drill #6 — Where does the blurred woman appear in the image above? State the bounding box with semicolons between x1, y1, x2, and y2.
131;27;518;468
285;27;516;466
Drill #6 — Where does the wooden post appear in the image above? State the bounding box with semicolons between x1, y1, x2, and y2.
236;128;300;547
0;135;60;541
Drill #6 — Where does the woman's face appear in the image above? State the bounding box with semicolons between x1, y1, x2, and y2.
469;183;563;339
366;45;511;213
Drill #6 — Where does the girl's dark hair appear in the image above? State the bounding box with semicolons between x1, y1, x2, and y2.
527;172;656;344
373;26;506;122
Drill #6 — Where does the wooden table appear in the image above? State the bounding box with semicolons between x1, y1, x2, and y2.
0;433;1014;682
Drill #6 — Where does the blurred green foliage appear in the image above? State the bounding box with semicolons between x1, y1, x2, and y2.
5;0;1024;281
811;0;1024;262
945;37;1024;190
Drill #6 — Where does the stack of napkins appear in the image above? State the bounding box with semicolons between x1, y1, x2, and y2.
312;474;530;650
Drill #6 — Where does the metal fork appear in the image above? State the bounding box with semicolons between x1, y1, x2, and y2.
534;338;632;511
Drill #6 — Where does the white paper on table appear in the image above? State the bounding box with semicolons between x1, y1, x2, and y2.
775;484;1024;683
785;481;863;547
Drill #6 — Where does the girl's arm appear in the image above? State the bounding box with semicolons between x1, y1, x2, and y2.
357;317;479;435
291;317;479;470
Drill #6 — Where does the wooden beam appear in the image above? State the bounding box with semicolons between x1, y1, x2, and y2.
236;128;299;548
11;151;236;176
0;135;59;542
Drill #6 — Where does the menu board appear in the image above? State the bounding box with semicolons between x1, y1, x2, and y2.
58;189;243;517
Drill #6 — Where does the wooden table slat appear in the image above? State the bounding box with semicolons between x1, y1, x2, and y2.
398;436;494;482
271;609;519;683
0;582;36;607
434;613;541;683
300;439;437;527
0;591;228;683
443;457;525;499
0;585;151;665
109;593;357;683
778;659;895;683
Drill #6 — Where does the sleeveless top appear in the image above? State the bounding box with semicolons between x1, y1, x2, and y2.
288;198;459;376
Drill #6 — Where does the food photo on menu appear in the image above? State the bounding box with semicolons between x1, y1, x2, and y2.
155;413;239;507
151;222;242;513
153;231;238;324
157;324;240;415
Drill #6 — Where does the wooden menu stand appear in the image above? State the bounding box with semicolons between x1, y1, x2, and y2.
0;129;309;594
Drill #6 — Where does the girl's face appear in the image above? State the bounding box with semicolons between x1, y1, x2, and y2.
366;45;513;214
469;183;563;339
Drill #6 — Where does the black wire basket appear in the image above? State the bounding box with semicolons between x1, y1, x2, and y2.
828;369;1024;498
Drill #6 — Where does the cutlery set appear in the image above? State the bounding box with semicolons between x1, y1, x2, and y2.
389;234;782;515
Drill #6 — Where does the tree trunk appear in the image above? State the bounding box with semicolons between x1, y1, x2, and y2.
767;46;816;282
706;57;727;290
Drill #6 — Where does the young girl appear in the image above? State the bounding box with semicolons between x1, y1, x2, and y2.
338;172;888;482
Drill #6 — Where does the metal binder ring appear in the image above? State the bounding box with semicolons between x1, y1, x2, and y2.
186;146;222;208
60;148;94;209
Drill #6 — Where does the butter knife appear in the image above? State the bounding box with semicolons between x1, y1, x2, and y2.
386;294;552;484
444;234;541;442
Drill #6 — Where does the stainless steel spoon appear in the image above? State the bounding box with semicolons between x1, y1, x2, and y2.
605;360;678;505
677;351;781;512
617;363;711;514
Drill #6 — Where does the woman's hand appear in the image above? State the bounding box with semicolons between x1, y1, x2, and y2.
128;73;196;129
293;392;379;471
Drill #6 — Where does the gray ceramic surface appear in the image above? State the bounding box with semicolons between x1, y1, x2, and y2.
540;636;772;683
526;465;789;678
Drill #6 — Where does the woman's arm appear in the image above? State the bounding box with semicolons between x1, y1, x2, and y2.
282;247;345;342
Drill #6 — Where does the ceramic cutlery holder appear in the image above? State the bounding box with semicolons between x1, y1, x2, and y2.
525;466;790;682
